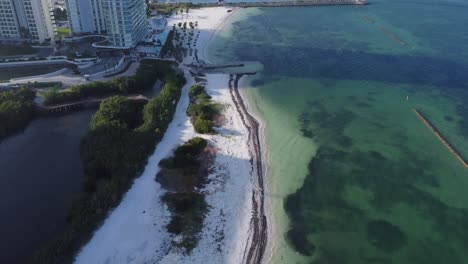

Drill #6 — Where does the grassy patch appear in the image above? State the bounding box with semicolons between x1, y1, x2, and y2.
157;137;213;253
187;84;222;134
56;27;71;37
162;192;208;251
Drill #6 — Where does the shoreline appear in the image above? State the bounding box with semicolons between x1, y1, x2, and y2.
74;7;264;264
74;67;197;264
237;75;275;264
229;74;268;263
198;6;270;263
196;6;269;263
201;7;240;64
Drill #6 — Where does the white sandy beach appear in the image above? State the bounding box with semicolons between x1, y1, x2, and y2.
74;7;256;264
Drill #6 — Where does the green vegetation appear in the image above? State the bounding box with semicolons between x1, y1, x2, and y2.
157;137;211;252
43;81;115;104
187;84;221;134
150;3;196;16
33;62;186;264
53;7;68;21
162;192;207;251
0;88;36;142
188;84;207;99
0;43;38;56
138;79;183;134
23;81;62;89
0;82;62;141
194;118;214;134
43;60;182;105
89;96;143;130
56;27;71;37
159;137;207;170
80;96;153;193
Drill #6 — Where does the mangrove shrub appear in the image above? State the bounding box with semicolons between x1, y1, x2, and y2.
0;88;36;141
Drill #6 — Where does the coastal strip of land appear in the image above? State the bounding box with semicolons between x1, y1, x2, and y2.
229;74;268;264
74;7;262;264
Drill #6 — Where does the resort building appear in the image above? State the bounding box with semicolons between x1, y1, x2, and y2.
0;0;56;43
66;0;95;33
66;0;105;34
0;0;21;40
66;0;148;49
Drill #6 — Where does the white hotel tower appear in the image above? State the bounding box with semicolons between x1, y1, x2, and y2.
66;0;148;48
0;0;56;43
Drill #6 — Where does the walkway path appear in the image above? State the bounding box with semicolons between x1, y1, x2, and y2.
38;94;149;114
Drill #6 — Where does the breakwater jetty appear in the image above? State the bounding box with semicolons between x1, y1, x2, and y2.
187;61;263;75
379;26;405;45
413;108;468;168
362;16;406;46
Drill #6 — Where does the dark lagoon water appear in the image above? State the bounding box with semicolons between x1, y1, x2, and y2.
0;111;93;263
210;1;468;263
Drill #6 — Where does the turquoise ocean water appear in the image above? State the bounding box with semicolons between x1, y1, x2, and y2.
209;1;468;263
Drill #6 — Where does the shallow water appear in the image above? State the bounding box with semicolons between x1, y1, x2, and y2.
210;1;468;263
0;111;93;263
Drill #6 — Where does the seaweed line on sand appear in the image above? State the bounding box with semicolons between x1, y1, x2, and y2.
228;73;267;264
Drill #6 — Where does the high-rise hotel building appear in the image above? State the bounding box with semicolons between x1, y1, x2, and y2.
0;0;56;43
66;0;148;48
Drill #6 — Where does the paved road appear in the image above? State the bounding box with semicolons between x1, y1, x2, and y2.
3;56;134;88
102;62;140;80
36;47;55;57
80;57;123;75
5;69;87;87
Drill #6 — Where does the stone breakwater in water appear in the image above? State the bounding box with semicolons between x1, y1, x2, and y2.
413;108;468;168
228;74;267;264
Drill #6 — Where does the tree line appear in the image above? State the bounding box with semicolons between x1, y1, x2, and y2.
43;60;178;105
0;88;36;142
33;61;186;264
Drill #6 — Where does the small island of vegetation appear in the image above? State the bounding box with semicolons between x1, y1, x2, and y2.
157;137;214;252
187;84;222;133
